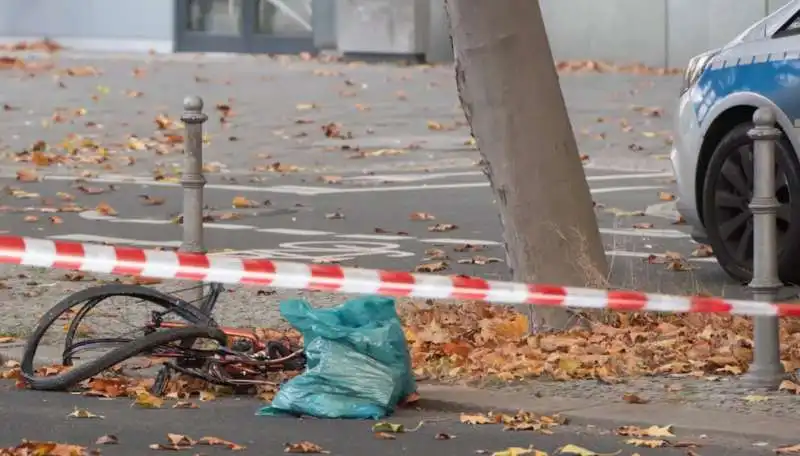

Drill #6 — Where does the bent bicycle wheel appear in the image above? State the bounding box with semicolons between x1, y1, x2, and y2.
24;284;214;370
21;326;228;391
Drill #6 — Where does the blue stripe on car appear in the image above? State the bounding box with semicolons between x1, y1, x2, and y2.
692;55;800;125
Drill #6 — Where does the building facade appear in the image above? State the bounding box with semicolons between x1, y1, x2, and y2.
0;0;793;68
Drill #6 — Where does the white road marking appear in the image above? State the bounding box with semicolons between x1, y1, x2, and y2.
7;172;671;196
78;211;693;240
49;234;183;248
256;228;334;236
46;233;717;265
606;249;717;263
601;228;690;239
418;238;503;246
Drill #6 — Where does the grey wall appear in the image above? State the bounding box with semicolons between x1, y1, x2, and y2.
539;0;793;68
0;0;175;52
420;0;795;67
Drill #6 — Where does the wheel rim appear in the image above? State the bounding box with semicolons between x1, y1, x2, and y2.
712;143;792;266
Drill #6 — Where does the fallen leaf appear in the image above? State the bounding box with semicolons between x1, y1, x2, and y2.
318;175;342;184
295;103;317;111
95;435;119;445
167;433;195;447
197;436;246;450
691;244;713;258
625;439;668;448
616;425;674;438
49;215;64;224
284;441;329;453
199;390;216;401
415;261;448;273
491;447;545;456
5;441;88;455
776;443;800;454
232;196;259;209
95;202;118;216
133;390;163;408
779;380;800;394
632;223;654;229
15;169;39;182
434;433;455;440
325;211;345;220
23;215;38;223
457;256;502;265
372;422;405;433
557;443;620;455
659;192;676;201
410;212;436;221
374;432;397;440
67;408;103;419
460;413;494;425
428;223;458;232
139;195;165;206
622;393;649;404
744;394;770;403
173;400;199;409
77;185;105;194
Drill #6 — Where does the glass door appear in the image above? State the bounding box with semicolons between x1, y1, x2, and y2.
176;0;317;54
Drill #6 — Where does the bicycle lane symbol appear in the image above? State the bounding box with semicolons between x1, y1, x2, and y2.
211;241;416;262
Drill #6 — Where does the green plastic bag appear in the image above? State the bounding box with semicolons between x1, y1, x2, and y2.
256;296;416;419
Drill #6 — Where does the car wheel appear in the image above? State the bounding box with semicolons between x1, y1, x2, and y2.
702;122;800;284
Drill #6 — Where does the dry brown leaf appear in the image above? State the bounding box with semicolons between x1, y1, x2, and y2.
434;433;454;440
691;244;714;258
15;169;39;182
779;380;800;394
410;212;436;221
23;215;38;223
49;215;64;224
457;256;502;265
139;195;165;206
659;192;676;201
414;262;448;273
632;223;654;229
622;393;649;404
197;436;246;450
459;413;494;425
318;175;342;184
285;441;329;453
428;223;458;232
95;434;119;445
232;196;259;209
374;432;397;440
625;439;668;448
776;443;800;454
95;202;118;216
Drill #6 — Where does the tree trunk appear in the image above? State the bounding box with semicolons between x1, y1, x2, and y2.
444;0;609;331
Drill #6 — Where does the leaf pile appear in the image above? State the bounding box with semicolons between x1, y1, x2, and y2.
402;301;800;382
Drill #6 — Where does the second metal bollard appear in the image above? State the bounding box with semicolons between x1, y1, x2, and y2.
743;107;784;388
180;96;208;307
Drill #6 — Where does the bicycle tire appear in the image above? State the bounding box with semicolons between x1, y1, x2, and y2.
46;284;215;365
21;326;228;391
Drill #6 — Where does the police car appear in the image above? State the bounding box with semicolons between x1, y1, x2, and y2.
672;0;800;283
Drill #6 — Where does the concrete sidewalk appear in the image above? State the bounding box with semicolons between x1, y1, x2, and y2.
417;384;800;443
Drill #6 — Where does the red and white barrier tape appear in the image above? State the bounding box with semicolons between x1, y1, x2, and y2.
0;235;797;317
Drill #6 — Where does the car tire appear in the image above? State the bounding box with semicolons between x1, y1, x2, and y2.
702;122;800;285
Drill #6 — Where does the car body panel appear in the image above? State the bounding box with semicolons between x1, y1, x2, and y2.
672;0;800;240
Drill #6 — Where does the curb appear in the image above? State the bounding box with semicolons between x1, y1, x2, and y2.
414;384;800;443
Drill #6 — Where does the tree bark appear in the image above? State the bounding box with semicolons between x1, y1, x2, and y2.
444;0;609;331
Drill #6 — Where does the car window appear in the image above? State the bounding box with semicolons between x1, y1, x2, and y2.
774;12;800;38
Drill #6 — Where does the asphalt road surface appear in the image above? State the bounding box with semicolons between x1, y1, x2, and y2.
0;385;782;456
0;163;773;298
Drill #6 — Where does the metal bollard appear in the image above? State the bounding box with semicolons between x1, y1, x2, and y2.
180;96;208;307
742;107;784;389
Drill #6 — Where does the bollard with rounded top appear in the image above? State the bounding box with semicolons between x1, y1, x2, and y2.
180;96;209;307
742;107;785;389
